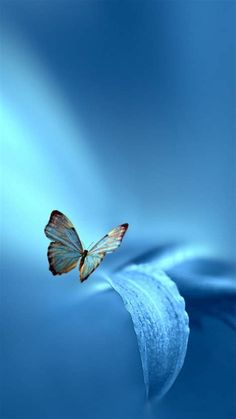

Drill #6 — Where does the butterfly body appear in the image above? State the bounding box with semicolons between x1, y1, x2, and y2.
79;249;89;281
81;249;88;261
44;211;128;282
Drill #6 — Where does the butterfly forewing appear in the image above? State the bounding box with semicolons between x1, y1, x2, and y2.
45;210;83;253
89;223;128;254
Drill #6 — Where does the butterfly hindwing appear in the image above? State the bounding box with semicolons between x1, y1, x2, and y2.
89;223;128;254
80;253;105;282
45;210;83;253
48;242;81;275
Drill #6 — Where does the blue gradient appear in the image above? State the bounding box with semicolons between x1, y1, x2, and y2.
1;2;235;419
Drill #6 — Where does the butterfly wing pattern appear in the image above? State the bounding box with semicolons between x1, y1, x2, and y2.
44;211;128;281
89;224;129;255
47;242;81;275
80;253;106;282
80;224;129;281
45;210;83;253
45;210;83;275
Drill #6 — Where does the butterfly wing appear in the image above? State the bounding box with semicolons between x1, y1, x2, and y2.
79;224;128;281
89;223;128;254
45;210;83;276
45;210;83;253
80;253;105;282
48;242;81;275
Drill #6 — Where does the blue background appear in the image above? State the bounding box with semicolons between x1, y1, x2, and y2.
1;1;235;419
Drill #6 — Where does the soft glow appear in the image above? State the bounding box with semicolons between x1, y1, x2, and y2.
1;31;108;255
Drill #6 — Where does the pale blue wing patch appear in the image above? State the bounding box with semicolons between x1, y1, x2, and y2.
80;253;105;282
45;210;83;253
48;242;81;275
89;224;128;254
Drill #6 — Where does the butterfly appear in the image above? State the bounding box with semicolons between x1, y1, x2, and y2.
44;210;129;282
